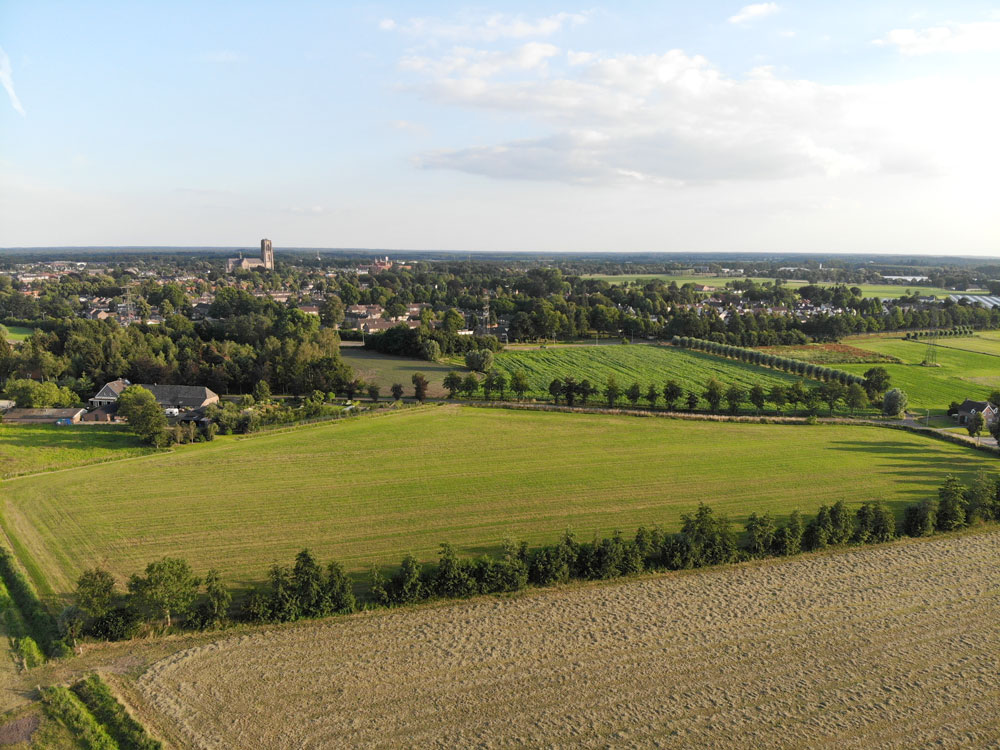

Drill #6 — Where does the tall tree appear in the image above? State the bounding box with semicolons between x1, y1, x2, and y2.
75;568;115;620
127;557;200;628
725;384;745;415
936;474;967;531
769;384;787;414
510;370;529;400
626;382;642;407
663;380;683;410
116;385;167;444
703;378;723;413
604;376;621;407
645;384;659;409
411;372;429;402
748;384;765;414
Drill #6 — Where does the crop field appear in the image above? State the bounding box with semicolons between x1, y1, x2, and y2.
757;343;898;364
492;344;811;403
135;531;1000;749
0;424;153;479
339;346;450;398
842;335;999;411
2;407;993;599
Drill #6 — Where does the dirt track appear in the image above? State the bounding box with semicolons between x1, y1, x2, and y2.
138;532;1000;749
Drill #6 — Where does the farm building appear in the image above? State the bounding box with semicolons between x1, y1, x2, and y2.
90;379;220;411
956;399;998;426
3;407;86;424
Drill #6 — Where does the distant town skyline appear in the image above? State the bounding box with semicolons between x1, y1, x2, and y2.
1;1;999;255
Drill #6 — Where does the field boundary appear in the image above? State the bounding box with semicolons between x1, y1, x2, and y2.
461;401;1000;455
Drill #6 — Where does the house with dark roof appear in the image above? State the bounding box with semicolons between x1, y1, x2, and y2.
956;399;998;426
4;407;86;424
88;380;219;413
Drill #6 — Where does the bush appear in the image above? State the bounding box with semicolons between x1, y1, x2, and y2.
16;636;44;670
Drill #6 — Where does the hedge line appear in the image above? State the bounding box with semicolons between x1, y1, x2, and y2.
672;336;866;385
0;546;66;657
905;326;974;339
72;674;162;750
40;686;118;750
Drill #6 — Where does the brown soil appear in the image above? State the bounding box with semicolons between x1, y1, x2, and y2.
0;715;38;745
137;532;1000;749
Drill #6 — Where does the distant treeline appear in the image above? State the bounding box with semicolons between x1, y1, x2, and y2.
363;325;502;360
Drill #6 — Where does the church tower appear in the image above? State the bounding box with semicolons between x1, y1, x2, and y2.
260;238;274;270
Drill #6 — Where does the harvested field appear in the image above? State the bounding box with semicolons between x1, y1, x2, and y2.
138;531;1000;749
757;343;898;364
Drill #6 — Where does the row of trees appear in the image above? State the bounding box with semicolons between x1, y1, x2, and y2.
905;326;975;339
439;369;906;417
672;336;867;387
66;558;230;644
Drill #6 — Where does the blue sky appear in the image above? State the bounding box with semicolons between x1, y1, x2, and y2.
1;1;999;253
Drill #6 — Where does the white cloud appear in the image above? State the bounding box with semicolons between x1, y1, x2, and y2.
873;21;1000;55
399;45;993;186
402;42;560;79
380;11;589;41
0;46;26;117
728;3;779;25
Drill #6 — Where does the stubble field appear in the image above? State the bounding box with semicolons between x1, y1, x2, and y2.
136;530;1000;749
2;407;993;599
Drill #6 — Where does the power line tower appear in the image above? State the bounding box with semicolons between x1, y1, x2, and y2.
922;330;938;366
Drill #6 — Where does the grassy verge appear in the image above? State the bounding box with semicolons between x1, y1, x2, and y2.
0;547;63;657
39;686;116;750
72;674;161;750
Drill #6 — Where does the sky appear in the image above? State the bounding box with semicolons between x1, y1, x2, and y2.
1;1;999;254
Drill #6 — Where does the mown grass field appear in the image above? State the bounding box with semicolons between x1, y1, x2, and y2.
2;407;992;599
3;326;34;342
0;424;153;479
924;333;1000;358
339;346;451;398
843;335;999;411
492;344;812;405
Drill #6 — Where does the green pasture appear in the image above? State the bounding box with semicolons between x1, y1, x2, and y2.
2;406;991;599
492;344;814;406
3;326;34;342
924;334;1000;358
339;346;450;398
0;424;153;479
843;336;999;411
